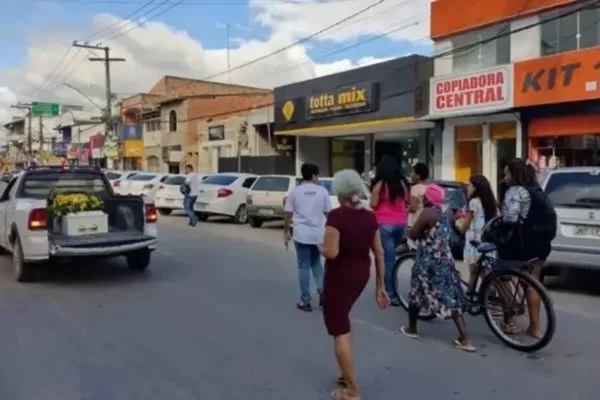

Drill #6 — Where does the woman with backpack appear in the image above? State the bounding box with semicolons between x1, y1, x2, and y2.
499;158;556;338
370;156;411;306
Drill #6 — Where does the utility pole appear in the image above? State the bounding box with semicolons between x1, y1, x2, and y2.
72;42;125;139
38;115;43;154
10;103;33;164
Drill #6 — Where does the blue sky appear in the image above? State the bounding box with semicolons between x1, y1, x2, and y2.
0;0;432;70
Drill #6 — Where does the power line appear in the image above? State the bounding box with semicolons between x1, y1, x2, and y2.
81;0;160;42
151;0;600;127
101;0;183;42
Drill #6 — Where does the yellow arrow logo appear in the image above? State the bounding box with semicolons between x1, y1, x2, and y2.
282;101;295;122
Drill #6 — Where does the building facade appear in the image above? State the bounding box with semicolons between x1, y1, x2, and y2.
274;56;433;177
429;0;600;192
135;76;272;173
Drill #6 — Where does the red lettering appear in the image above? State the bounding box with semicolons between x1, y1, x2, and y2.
434;70;506;110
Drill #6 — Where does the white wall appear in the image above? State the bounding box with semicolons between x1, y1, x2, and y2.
296;136;330;177
433;15;543;77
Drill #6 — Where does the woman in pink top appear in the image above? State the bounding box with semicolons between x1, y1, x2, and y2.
370;156;410;306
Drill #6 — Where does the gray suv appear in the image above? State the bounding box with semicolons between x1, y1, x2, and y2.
541;167;600;271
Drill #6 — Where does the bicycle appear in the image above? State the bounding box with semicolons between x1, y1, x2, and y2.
393;240;556;353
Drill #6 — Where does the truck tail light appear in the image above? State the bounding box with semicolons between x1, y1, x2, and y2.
145;203;158;223
28;208;47;230
113;180;121;187
246;194;253;205
142;184;154;190
217;189;232;198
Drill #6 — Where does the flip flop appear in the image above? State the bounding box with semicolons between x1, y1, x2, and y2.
330;388;361;400
399;326;419;339
453;339;476;352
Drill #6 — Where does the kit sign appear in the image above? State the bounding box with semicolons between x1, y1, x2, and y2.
430;66;513;116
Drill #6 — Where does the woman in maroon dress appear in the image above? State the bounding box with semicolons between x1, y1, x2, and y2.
321;169;389;400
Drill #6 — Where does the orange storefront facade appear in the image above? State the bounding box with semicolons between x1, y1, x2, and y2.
514;46;600;168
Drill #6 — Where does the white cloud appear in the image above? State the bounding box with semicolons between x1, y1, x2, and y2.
0;0;430;125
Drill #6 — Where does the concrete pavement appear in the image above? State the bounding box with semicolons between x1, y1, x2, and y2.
0;214;598;399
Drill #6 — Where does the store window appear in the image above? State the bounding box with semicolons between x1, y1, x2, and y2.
530;136;600;168
451;23;510;72
540;4;600;56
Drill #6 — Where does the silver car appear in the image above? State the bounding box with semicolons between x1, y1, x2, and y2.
541;167;600;271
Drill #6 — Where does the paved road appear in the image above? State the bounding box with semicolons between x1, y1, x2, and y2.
0;213;599;399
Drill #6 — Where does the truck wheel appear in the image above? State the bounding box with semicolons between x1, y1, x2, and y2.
13;236;35;282
127;249;151;271
158;208;172;216
248;216;263;228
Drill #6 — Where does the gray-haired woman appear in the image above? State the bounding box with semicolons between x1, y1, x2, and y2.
321;169;388;400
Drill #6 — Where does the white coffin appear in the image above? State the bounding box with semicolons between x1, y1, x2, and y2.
62;211;108;236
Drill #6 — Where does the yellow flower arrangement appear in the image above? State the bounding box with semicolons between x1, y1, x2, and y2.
50;193;104;217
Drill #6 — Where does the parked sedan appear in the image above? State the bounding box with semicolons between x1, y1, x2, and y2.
154;174;210;215
116;172;169;197
195;173;258;224
106;170;139;191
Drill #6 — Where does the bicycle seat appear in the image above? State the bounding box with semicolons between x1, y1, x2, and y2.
474;241;496;254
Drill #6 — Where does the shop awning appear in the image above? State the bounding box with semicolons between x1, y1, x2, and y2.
274;117;434;136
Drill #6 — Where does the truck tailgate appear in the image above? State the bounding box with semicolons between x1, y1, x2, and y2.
49;231;157;257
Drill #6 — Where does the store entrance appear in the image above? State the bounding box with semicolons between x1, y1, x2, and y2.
374;133;421;176
331;137;365;174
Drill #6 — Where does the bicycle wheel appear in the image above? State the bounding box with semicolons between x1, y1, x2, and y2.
480;268;556;352
393;251;436;321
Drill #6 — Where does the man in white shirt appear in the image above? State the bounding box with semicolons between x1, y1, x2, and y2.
284;163;332;312
184;165;200;226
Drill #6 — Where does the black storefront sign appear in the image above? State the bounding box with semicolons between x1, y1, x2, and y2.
274;56;432;133
208;125;225;141
307;82;377;120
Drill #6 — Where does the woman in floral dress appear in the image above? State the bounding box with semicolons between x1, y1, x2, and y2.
400;184;475;352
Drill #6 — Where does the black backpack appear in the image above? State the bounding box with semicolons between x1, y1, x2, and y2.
522;185;557;242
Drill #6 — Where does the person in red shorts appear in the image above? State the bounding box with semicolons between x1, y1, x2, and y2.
321;169;389;400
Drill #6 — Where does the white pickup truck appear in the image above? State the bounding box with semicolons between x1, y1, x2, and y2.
0;166;158;282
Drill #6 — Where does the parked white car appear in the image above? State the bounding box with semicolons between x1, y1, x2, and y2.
154;174;211;215
105;170;139;191
246;175;299;228
317;177;371;208
0;166;158;282
116;172;169;198
195;173;258;224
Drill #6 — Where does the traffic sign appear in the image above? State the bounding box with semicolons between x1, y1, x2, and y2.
31;101;61;116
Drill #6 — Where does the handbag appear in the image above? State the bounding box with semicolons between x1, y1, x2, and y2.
180;183;191;196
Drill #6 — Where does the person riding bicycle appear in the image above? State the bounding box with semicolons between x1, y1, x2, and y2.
486;158;556;339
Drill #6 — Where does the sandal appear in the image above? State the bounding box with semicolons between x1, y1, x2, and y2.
453;339;476;353
501;322;519;334
399;325;419;339
336;376;347;386
330;388;361;400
